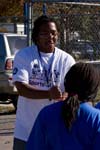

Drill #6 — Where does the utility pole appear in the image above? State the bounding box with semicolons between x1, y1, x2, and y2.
28;2;32;46
24;2;28;35
43;3;47;15
24;1;32;46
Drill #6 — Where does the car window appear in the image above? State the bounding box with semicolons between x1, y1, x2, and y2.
7;36;27;55
0;35;6;56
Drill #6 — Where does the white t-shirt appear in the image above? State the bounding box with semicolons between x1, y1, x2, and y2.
13;45;75;141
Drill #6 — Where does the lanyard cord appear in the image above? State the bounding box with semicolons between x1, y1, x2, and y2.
37;49;55;85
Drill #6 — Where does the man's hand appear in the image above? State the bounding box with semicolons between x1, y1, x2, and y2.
49;86;68;101
61;92;68;101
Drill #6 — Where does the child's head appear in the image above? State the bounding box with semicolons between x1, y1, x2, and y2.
63;62;100;129
64;62;100;101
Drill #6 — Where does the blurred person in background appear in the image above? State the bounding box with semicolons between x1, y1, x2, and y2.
12;15;75;150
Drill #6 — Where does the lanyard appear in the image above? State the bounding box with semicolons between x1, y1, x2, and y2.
38;49;55;85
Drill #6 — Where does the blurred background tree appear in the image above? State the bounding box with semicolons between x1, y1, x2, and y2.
0;0;23;17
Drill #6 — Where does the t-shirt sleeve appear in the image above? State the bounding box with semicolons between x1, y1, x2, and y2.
60;53;75;92
13;52;29;84
65;54;76;71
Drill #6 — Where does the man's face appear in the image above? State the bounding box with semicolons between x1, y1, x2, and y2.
37;22;58;53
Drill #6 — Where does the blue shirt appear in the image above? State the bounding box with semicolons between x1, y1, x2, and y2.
26;102;100;150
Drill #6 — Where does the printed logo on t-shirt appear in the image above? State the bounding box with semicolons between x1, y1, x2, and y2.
13;67;18;75
29;64;60;88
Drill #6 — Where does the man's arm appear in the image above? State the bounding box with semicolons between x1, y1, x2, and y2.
14;81;64;100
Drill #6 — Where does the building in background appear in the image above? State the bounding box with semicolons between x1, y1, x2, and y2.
0;23;24;35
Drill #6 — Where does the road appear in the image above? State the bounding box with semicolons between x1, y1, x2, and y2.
0;104;16;150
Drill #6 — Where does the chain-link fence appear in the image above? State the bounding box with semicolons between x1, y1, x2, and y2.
31;2;100;61
1;2;100;61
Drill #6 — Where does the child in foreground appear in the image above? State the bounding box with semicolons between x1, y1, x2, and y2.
26;62;100;150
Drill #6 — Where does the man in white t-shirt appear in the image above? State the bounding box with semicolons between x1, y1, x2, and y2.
13;15;75;150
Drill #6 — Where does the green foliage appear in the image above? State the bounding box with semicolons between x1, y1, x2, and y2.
0;0;23;17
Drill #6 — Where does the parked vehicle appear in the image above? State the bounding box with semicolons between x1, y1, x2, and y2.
0;32;27;110
71;40;94;60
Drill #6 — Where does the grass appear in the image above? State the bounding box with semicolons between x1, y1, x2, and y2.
0;104;15;114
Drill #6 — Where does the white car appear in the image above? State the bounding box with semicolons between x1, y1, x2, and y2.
0;32;27;110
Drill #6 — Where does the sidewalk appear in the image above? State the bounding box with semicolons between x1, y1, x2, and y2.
0;135;13;150
0;104;16;150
